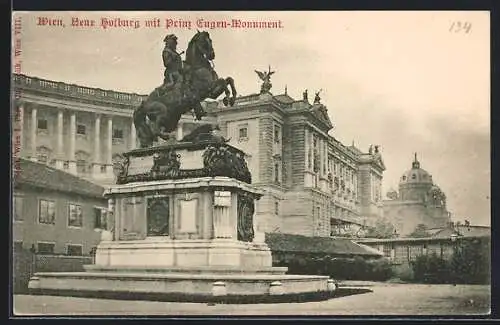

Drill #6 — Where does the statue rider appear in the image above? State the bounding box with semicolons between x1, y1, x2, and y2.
162;34;207;121
162;34;183;91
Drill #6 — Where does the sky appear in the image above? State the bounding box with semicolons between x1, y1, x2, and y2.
12;11;491;225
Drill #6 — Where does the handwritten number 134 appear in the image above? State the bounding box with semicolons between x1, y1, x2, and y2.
449;21;472;33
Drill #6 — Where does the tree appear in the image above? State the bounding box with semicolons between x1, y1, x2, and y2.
365;218;397;239
450;238;490;284
408;223;431;238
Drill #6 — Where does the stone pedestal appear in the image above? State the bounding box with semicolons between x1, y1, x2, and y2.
95;176;272;270
28;141;334;302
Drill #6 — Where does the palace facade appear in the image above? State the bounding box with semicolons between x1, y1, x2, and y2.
12;74;385;238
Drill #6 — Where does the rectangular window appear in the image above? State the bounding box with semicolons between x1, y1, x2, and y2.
37;119;48;130
274;125;281;144
76;124;86;135
37;154;48;164
93;207;107;229
37;242;55;254
238;127;248;140
275;201;279;215
14;241;23;251
14;196;23;221
113;128;123;139
63;161;69;169
68;204;83;228
66;244;83;256
39;199;56;225
100;165;106;173
76;160;87;174
274;161;280;184
382;244;392;258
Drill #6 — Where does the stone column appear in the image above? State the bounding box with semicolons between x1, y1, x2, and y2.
304;127;315;187
17;103;24;155
107;198;116;240
105;117;114;177
252;204;265;243
30;106;37;161
213;191;233;239
304;127;309;170
324;140;328;174
68;112;77;174
92;114;101;176
130;119;136;150
54;110;64;169
318;138;322;176
319;138;329;191
176;122;183;141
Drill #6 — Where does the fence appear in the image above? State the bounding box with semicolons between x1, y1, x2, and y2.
13;246;95;294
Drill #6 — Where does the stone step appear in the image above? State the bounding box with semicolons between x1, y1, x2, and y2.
28;271;336;303
83;264;288;275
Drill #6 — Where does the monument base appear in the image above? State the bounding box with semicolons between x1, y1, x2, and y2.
28;270;334;303
94;238;273;269
29;239;335;302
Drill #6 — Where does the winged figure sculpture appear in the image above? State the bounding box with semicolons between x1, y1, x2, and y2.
255;65;275;93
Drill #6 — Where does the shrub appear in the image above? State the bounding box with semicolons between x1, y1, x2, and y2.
367;258;394;281
449;238;490;284
411;253;450;284
409;238;490;285
392;263;414;282
282;253;392;281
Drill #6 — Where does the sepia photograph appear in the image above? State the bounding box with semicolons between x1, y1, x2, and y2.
10;10;491;316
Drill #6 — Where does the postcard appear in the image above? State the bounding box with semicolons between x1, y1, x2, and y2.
11;10;490;317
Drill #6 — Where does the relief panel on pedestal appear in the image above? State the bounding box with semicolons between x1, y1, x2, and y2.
174;193;201;239
120;196;147;240
146;196;170;237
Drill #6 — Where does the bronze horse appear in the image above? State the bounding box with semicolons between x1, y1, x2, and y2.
133;31;237;148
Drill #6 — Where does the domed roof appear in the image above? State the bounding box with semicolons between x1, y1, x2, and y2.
399;153;433;185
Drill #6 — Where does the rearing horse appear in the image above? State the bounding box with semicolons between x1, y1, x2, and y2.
133;31;237;148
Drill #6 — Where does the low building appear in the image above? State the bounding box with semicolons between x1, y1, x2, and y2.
13;158;108;255
356;225;491;268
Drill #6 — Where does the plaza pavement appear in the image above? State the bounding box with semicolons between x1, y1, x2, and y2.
12;282;490;317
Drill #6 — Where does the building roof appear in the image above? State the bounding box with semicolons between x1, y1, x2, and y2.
430;226;491;239
265;233;384;257
348;145;363;155
399;153;433;186
309;104;334;130
356;225;491;244
273;94;295;104
14;158;105;198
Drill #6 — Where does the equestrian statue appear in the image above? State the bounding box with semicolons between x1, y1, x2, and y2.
133;31;237;148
